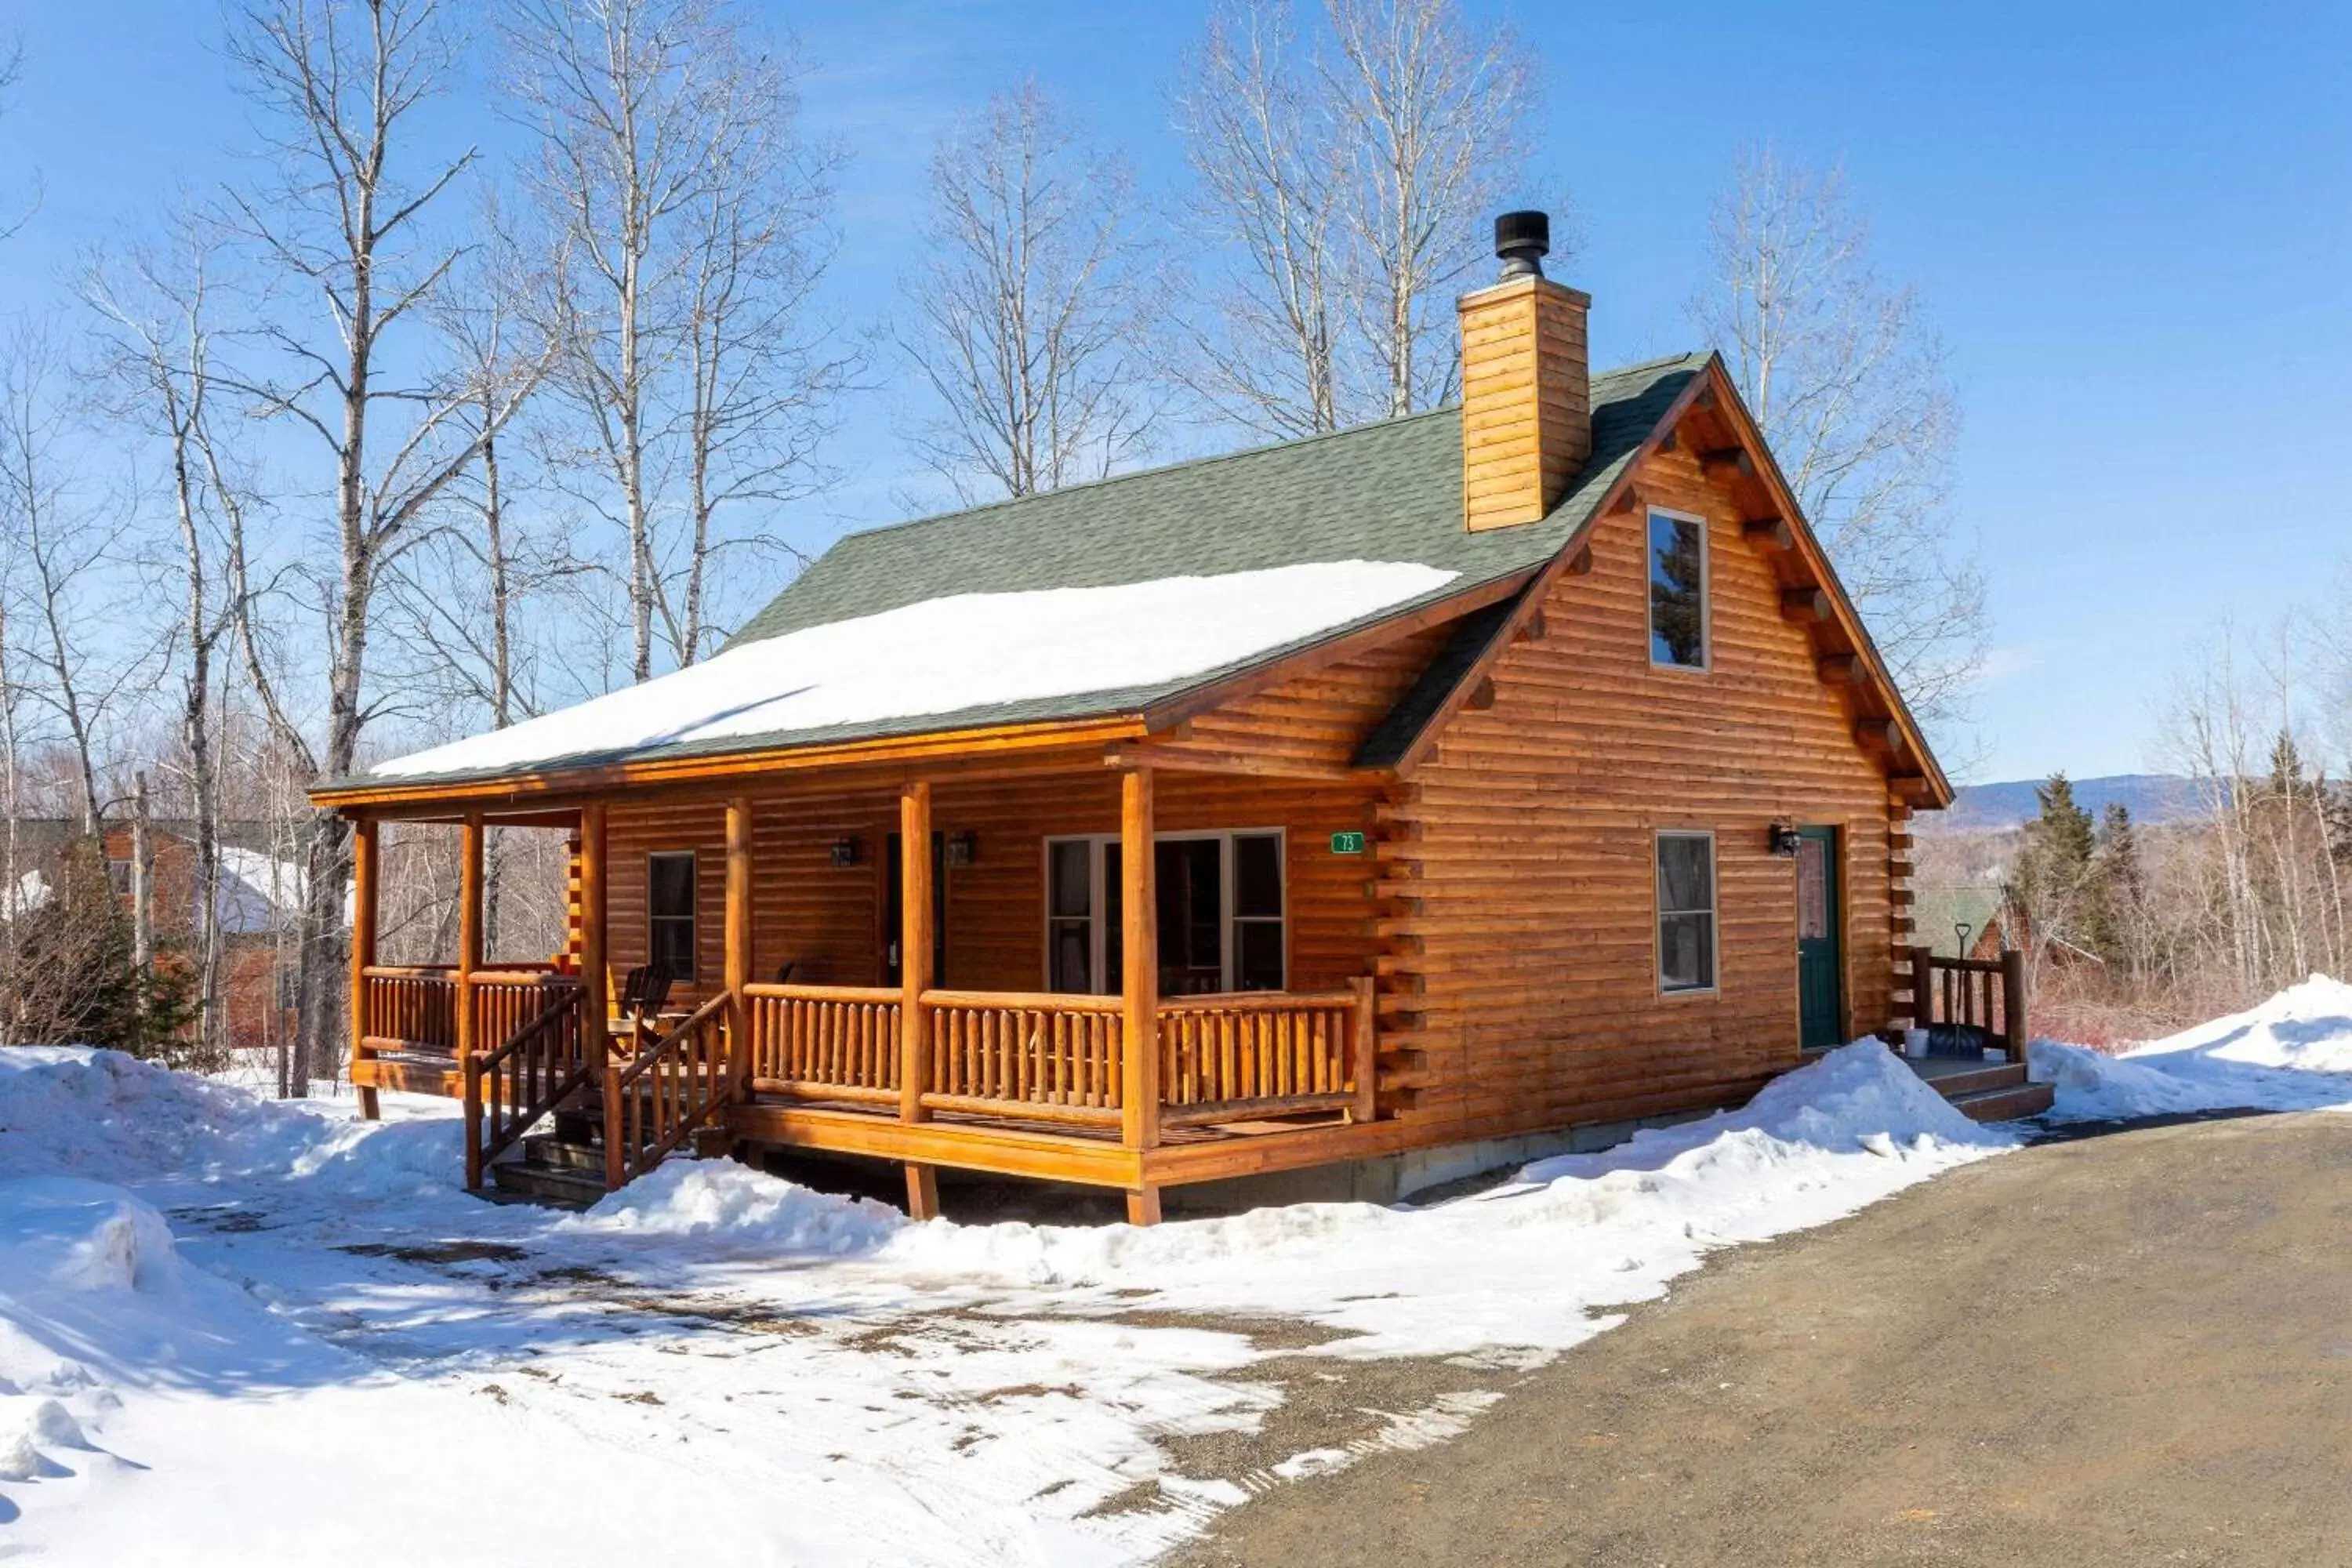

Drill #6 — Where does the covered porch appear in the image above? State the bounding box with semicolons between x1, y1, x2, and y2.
345;753;1388;1224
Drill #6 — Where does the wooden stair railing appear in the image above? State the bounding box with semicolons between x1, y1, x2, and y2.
1904;946;2029;1062
463;978;590;1190
603;991;737;1190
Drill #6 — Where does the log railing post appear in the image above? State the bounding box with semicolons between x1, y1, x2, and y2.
1348;975;1377;1123
458;809;485;1190
1120;766;1161;1224
899;781;939;1220
580;802;608;1069
1906;943;1936;1030
2000;946;2029;1062
350;818;379;1120
725;794;753;1091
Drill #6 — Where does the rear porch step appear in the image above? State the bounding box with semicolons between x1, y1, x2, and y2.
1910;1058;2055;1122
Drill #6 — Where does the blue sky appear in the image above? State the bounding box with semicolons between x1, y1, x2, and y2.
3;0;2347;782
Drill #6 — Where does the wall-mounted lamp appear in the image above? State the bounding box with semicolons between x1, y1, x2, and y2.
1767;823;1801;858
946;831;978;868
829;837;862;868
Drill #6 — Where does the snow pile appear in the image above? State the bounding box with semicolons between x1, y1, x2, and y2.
878;1040;2011;1359
2033;975;2352;1120
373;560;1459;780
0;1046;456;1193
566;1158;903;1254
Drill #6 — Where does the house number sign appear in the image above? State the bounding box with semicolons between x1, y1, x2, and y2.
1329;831;1368;855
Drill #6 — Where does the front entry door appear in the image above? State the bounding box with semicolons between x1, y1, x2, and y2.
882;832;947;986
1795;825;1846;1050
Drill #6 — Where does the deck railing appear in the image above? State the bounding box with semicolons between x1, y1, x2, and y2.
604;993;736;1189
1158;982;1375;1127
1906;946;2029;1062
922;989;1127;1126
359;965;458;1056
745;983;901;1105
745;981;1376;1131
463;978;590;1189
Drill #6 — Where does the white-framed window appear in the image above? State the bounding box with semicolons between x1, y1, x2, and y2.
1655;830;1718;993
1646;506;1709;670
1044;829;1286;996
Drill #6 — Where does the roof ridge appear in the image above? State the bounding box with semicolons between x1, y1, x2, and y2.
823;353;1706;551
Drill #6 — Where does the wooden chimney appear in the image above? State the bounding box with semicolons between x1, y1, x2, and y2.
1458;211;1590;532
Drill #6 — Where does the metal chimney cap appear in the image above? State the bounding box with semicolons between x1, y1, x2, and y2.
1494;210;1550;279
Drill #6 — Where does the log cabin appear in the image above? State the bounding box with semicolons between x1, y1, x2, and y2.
310;211;2043;1225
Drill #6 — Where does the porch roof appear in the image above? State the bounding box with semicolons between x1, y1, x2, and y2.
337;354;1706;794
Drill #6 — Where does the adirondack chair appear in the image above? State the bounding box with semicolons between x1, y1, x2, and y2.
612;962;675;1054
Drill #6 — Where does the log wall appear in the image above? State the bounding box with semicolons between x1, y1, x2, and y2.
1375;442;1901;1138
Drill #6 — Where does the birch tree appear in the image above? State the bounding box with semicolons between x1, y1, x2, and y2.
902;82;1155;503
222;0;508;1094
1693;148;1987;729
506;0;842;677
82;223;239;1058
1174;0;1536;437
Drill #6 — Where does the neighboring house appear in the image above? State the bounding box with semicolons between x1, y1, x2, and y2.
1916;884;2103;971
314;211;1969;1221
2;817;302;1049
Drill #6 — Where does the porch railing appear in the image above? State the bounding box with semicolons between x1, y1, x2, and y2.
604;993;736;1189
1905;946;2028;1062
744;983;900;1105
1157;982;1375;1127
744;980;1376;1131
924;989;1126;1126
463;978;590;1189
358;964;458;1056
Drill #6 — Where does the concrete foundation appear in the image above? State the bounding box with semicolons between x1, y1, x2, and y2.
1163;1106;1719;1215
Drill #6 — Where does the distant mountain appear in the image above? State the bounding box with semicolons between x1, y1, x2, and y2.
1926;774;2207;834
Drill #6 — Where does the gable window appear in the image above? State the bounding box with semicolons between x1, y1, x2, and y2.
647;851;697;982
1045;830;1286;996
1647;508;1708;669
1656;831;1718;993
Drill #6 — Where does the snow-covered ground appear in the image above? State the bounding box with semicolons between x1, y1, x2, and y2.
2034;975;2352;1121
4;985;2350;1565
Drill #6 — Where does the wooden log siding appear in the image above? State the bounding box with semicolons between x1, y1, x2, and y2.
1377;439;1900;1137
598;770;1385;1004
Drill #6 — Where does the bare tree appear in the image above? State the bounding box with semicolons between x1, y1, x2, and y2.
1693;148;1987;730
1174;0;1536;438
0;31;40;242
506;0;840;677
221;0;509;1094
0;323;157;837
82;220;240;1058
902;81;1154;503
671;102;848;658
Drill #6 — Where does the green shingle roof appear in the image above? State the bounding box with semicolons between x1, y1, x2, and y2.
336;353;1704;793
728;353;1705;652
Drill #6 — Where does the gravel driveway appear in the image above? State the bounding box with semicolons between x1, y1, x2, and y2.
1172;1111;2352;1567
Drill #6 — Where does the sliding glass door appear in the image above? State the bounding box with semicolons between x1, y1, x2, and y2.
1045;831;1285;996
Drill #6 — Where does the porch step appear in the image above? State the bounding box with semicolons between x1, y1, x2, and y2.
1946;1079;2056;1122
1918;1060;2031;1098
487;1153;606;1208
522;1131;608;1173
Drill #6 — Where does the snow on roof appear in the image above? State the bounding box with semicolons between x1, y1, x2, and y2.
215;847;304;935
372;560;1460;782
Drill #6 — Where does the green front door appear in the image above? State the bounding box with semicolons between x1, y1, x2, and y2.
1795;826;1846;1050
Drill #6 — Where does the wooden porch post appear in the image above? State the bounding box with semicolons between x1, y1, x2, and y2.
899;780;939;1220
459;810;485;1189
580;802;608;1064
725;795;753;1089
2000;947;2029;1064
1120;766;1162;1225
350;818;379;1121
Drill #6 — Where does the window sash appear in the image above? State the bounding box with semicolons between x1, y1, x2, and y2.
1044;830;1286;994
647;851;697;982
1656;832;1717;993
1646;508;1709;670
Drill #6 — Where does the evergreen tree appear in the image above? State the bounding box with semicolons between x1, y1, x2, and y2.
2016;772;2102;956
2093;800;2143;975
4;839;192;1057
